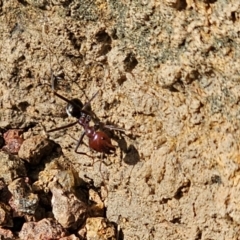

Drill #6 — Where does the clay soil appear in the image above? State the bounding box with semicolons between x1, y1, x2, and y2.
1;0;240;239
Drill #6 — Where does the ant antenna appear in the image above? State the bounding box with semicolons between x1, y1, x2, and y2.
82;91;99;111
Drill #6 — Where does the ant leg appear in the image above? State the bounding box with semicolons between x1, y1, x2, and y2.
95;122;125;132
74;131;95;161
103;125;125;132
98;155;113;185
68;134;89;148
99;154;105;181
88;153;108;183
51;68;97;105
51;72;98;113
54;91;74;105
51;70;57;91
47;120;78;133
51;72;75;105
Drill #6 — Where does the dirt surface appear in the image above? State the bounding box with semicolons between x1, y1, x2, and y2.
1;0;240;239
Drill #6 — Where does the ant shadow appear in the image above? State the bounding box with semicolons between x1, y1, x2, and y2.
106;128;140;166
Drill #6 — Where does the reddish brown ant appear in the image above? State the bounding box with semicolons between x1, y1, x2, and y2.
47;73;123;159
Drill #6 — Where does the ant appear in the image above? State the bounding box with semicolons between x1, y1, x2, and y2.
47;73;123;160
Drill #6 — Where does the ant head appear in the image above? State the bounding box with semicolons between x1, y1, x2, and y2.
66;99;83;119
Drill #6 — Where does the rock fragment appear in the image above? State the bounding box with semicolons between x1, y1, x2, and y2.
50;182;88;229
18;135;55;165
2;129;24;155
8;178;39;216
19;218;68;240
86;217;117;240
0;227;14;239
0;202;13;227
0;152;26;184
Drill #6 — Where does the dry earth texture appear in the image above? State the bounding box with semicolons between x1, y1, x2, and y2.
0;0;240;239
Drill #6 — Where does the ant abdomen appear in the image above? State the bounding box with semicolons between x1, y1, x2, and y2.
89;131;115;154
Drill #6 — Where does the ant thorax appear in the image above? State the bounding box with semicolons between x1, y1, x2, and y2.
78;112;91;126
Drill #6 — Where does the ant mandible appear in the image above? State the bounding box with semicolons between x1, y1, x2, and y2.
47;73;123;158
